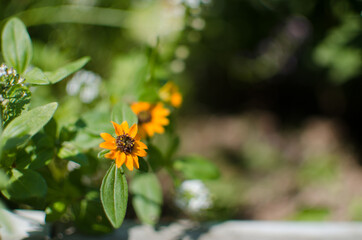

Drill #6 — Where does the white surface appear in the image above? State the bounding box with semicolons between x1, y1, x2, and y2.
63;220;362;240
0;209;47;240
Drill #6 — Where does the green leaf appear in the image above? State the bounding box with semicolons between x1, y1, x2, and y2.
0;169;9;189
1;168;47;200
24;67;50;85
45;56;90;84
0;102;58;150
1;18;32;74
174;155;220;180
58;142;88;166
100;164;128;228
130;173;162;225
111;102;138;126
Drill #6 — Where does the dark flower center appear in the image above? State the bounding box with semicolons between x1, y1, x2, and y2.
116;134;135;154
138;110;152;124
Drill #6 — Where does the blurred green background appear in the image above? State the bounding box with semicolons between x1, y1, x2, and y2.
1;0;361;222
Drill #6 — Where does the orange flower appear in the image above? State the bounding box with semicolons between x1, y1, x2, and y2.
131;102;170;138
99;121;147;171
159;82;182;108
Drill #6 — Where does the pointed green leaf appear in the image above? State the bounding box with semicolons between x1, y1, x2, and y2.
1;18;32;74
131;173;162;225
45;57;90;84
111;102;138;126
0;102;58;150
1;168;47;200
100;164;128;228
24;67;50;85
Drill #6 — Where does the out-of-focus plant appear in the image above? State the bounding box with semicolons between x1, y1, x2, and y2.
0;0;219;235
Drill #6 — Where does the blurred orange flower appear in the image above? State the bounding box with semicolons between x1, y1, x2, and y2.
99;121;147;171
159;82;182;108
131;102;170;138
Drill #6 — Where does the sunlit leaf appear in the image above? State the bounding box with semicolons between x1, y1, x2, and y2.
1;18;32;74
0;102;58;151
45;57;90;84
24;67;50;85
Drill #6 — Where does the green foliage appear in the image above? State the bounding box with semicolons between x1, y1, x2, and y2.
0;3;219;233
147;144;165;171
73;191;113;234
313;16;361;83
130;173;163;225
100;164;128;228
292;207;331;221
111;102;138;127
1;83;31;126
0;102;58;151
0;169;9;189
24;67;50;85
2;168;47;200
174;155;220;180
1;18;32;74
44;57;90;84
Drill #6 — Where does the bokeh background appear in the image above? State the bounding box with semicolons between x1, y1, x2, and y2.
1;0;362;222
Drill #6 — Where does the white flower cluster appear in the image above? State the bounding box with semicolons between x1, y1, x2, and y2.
175;179;212;214
66;70;101;103
0;63;25;85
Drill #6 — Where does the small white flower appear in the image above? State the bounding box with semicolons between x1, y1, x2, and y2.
66;70;101;103
67;161;81;172
175;179;212;213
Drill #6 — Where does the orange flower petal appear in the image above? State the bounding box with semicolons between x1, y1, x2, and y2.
133;155;140;169
153;104;170;116
100;133;115;142
128;124;138;138
135;141;148;150
134;133;141;141
154;117;169;126
143;124;154;137
120;121;129;134
99;141;117;150
125;154;134;171
171;92;182;107
133;147;147;157
105;150;116;159
131;102;151;114
115;152;126;168
152;124;165;134
111;121;122;136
